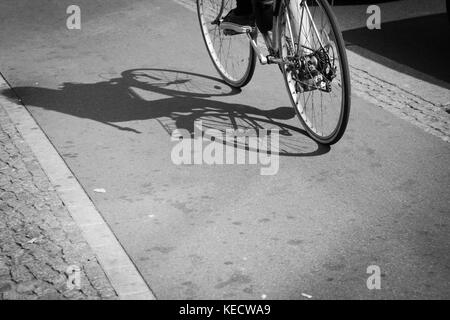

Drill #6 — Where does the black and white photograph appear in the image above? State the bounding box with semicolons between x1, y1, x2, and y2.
0;0;449;306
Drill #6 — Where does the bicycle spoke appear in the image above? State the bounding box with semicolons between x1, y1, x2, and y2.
198;0;255;86
280;0;349;142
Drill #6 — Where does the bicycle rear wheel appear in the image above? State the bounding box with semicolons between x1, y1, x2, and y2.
197;0;257;88
279;0;351;145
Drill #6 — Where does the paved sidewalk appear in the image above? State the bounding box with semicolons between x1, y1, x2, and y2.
0;104;118;300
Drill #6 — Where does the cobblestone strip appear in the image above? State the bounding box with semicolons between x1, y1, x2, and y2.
350;65;450;143
0;104;118;300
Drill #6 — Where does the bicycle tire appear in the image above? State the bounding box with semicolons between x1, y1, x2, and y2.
197;0;257;88
278;0;351;145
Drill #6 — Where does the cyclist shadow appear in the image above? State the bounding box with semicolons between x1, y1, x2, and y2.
2;68;330;157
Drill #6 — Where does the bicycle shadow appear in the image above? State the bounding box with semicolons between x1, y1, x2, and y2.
2;68;330;157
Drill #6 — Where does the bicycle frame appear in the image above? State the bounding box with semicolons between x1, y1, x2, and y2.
199;0;351;144
246;0;324;66
248;0;285;64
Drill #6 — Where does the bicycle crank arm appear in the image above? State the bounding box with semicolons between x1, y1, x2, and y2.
246;32;268;65
267;56;284;64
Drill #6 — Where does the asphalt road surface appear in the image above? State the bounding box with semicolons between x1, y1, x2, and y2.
0;0;449;299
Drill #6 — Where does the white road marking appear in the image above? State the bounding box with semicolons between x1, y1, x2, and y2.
301;293;313;299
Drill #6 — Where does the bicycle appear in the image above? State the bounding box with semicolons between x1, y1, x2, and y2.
197;0;351;145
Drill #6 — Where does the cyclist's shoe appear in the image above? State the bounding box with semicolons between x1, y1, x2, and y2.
220;9;255;35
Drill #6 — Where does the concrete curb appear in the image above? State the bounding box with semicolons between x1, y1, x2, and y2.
0;75;156;300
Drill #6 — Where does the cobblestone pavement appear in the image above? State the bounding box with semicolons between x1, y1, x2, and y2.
0;104;118;300
349;63;450;143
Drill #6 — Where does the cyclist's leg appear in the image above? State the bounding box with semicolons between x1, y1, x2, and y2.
252;0;274;33
221;0;255;33
235;0;253;15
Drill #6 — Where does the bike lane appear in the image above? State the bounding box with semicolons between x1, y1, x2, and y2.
0;0;449;299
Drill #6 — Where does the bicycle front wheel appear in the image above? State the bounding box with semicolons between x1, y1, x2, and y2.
197;0;257;88
279;0;351;145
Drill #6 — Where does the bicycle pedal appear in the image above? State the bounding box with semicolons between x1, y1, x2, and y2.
267;56;283;64
221;25;255;36
223;29;240;36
